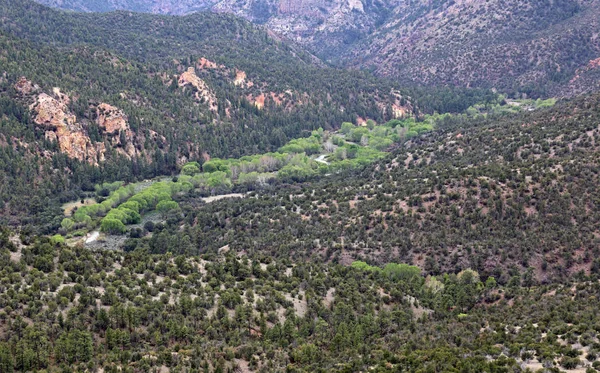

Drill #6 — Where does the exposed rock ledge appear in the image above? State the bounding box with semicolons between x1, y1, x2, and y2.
19;77;141;164
178;67;219;112
96;103;139;159
30;92;106;164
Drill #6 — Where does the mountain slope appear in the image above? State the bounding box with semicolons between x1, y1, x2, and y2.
130;94;600;284
34;0;600;97
3;228;600;372
350;0;600;97
0;1;389;228
6;1;492;231
31;0;214;13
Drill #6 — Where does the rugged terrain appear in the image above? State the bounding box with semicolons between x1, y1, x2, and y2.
0;0;437;230
2;229;600;372
34;0;600;97
2;1;600;372
133;94;600;284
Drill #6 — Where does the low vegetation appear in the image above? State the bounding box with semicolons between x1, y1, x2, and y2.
2;227;600;372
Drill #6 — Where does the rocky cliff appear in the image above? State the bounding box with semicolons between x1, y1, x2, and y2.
15;77;146;164
178;67;219;113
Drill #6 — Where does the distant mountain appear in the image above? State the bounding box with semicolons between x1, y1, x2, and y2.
31;0;214;13
34;0;600;97
348;0;600;97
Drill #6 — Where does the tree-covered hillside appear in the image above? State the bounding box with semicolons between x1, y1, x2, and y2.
2;228;600;372
0;0;501;231
32;0;600;97
2;2;600;373
114;94;600;285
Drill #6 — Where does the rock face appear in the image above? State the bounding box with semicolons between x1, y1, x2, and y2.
385;90;412;119
14;77;39;95
233;69;253;88
178;67;219;112
253;93;266;110
30;91;106;164
18;77;144;164
96;103;138;159
97;103;128;134
197;57;222;70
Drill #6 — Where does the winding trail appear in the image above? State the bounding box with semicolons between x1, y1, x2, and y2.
201;193;246;203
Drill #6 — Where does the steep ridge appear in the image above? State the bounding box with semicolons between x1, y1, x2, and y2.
33;0;600;97
33;0;214;13
351;0;600;97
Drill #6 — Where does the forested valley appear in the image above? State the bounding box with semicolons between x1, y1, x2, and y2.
2;1;600;373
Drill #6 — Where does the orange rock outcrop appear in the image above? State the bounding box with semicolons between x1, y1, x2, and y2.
96;103;138;159
30;92;105;164
178;67;219;112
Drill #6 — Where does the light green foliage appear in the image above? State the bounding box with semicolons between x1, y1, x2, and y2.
238;171;260;184
464;97;556;117
94;180;123;194
67;113;441;235
535;98;557;108
72;212;92;226
351;261;380;272
384;116;435;139
50;234;65;244
278;163;317;182
73;184;136;225
334;147;348;161
207;171;233;188
104;207;140;225
202;159;231;174
332;135;345;146
60;218;74;231
457;269;481;284
119;201;140;213
191;173;210;188
181;162;201;176
278;135;321;155
351;261;421;280
99;182;175;231
100;218;126;234
156;200;179;216
425;275;445;293
383;263;421;280
349;127;369;143
341;122;355;135
485;276;497;289
369;136;393;151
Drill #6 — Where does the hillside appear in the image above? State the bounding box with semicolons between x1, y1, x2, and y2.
0;0;427;230
0;0;508;232
110;94;600;285
31;0;214;13
2;228;600;372
4;2;600;372
34;0;600;97
350;0;600;97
